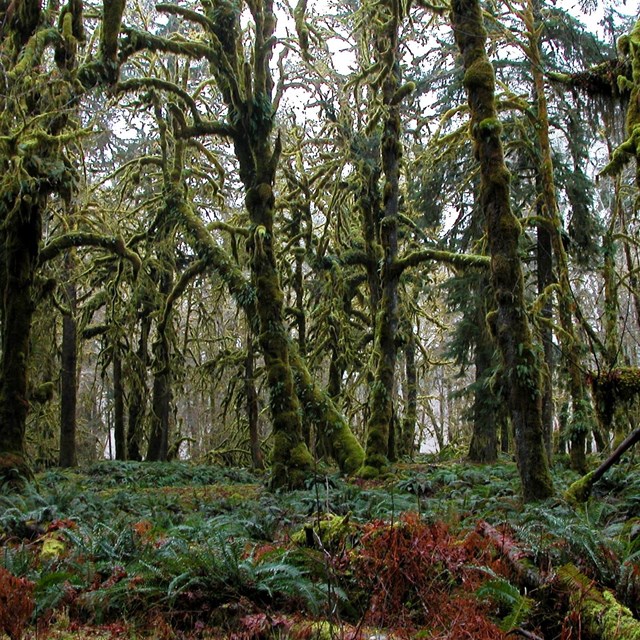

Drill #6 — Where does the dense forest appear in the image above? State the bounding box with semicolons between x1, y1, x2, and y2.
1;0;640;637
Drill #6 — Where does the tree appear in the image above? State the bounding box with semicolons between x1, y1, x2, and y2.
0;0;128;483
450;0;554;501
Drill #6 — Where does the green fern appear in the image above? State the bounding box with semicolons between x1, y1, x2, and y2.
476;577;533;632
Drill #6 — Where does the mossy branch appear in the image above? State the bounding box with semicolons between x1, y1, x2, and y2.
100;0;126;65
156;3;216;32
208;221;249;237
10;28;61;78
39;232;142;274
158;258;208;334
178;121;235;140
119;27;217;63
117;78;202;123
394;248;490;274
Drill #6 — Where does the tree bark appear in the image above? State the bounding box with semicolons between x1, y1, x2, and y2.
400;327;418;459
147;267;173;463
0;200;41;482
127;315;150;462
359;0;405;478
113;348;126;461
450;0;553;501
525;0;592;475
59;267;78;468
246;332;265;470
468;275;499;463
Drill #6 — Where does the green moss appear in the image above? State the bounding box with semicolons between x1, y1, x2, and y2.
565;470;596;505
357;464;382;479
477;117;502;137
463;59;495;90
561;563;640;639
291;513;357;551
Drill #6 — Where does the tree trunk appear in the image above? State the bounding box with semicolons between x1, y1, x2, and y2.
147;268;173;463
246;332;265;470
205;0;313;488
127;315;150;462
59;270;78;468
175;189;362;477
536;175;555;462
468;337;498;463
359;0;404;478
0;200;41;482
243;180;312;487
526;0;592;474
113;348;126;461
450;0;553;501
468;276;499;463
290;349;364;474
400;327;418;459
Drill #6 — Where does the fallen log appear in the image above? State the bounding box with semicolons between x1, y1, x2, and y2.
565;426;640;504
476;521;544;590
478;522;640;639
557;563;640;640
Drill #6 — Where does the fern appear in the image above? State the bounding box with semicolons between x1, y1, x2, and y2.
476;578;532;632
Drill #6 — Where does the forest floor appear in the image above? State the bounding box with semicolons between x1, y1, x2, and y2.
1;452;639;639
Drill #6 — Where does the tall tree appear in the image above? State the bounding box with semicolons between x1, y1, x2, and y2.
450;0;554;500
0;0;127;482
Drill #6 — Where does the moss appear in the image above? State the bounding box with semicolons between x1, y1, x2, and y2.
291;513;357;551
390;81;416;105
0;453;32;488
357;464;383;479
565;470;596;505
560;563;640;639
463;58;494;90
477;117;502;137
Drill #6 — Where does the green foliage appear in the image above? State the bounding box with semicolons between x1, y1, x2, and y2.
2;460;640;637
476;577;532;632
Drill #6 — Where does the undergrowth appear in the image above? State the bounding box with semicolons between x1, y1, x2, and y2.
0;456;638;638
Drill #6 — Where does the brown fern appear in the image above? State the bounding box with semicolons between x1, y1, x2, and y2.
0;566;35;640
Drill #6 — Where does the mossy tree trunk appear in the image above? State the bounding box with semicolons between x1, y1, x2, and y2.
358;0;406;478
468;323;499;463
536;174;555;462
399;325;418;459
207;0;313;488
467;273;502;463
148;0;314;485
245;331;265;470
0;198;42;481
451;0;553;501
147;236;175;462
524;0;593;474
127;314;150;461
